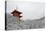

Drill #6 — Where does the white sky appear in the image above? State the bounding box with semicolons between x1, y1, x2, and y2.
6;0;45;20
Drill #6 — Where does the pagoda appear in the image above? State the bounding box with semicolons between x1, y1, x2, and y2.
11;6;22;18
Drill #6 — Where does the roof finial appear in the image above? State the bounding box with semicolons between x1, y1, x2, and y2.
16;5;18;10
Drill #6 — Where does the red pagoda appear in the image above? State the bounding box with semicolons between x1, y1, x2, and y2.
11;9;22;18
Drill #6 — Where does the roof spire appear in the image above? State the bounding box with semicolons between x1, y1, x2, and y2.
16;5;18;10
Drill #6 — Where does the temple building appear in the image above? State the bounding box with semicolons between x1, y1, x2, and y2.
11;9;22;18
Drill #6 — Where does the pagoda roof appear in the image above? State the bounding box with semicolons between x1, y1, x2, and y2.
11;9;22;14
19;16;22;18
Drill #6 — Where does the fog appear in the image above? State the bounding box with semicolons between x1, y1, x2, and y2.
6;0;44;20
6;0;45;30
7;14;45;30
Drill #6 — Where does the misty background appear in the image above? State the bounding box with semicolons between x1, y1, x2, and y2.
6;0;45;30
7;14;45;30
6;0;45;20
